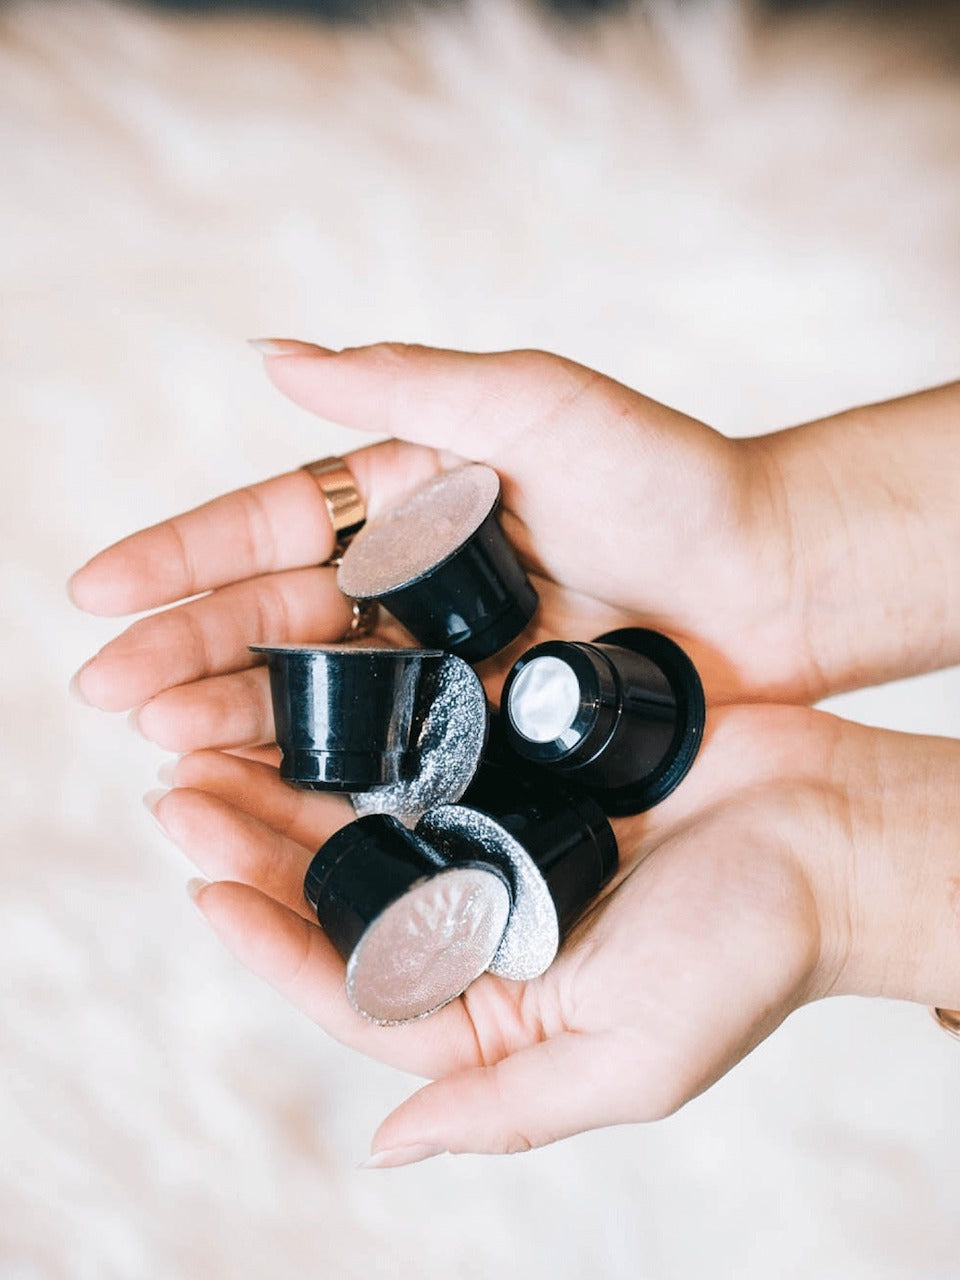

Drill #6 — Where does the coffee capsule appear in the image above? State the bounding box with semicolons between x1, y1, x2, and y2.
250;644;487;823
337;464;538;662
499;627;705;814
418;763;618;982
303;814;511;1024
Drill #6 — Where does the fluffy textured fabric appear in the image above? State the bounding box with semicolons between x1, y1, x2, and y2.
3;1;959;1274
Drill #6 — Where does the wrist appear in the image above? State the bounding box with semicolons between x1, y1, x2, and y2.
743;387;960;699
806;721;960;1010
719;433;841;703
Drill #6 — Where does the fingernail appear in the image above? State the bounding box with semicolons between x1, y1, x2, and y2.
248;338;336;358
186;877;209;904
359;1143;446;1170
68;666;90;705
157;757;180;785
143;789;169;831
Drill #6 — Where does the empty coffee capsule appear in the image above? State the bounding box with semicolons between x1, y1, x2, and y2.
303;814;512;1024
250;644;487;821
337;464;538;662
499;627;705;815
418;763;618;982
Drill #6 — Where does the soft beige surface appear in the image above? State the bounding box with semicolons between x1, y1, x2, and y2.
3;0;960;1274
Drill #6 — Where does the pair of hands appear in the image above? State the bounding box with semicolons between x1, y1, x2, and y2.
70;342;960;1165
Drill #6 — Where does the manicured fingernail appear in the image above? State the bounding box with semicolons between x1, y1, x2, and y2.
157;757;180;785
359;1143;446;1170
143;789;168;831
248;338;336;357
186;877;209;904
68;666;90;705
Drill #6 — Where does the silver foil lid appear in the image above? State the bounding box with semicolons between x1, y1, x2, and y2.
416;804;560;982
346;865;511;1024
337;464;501;598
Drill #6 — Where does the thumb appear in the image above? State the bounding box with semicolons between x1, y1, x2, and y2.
257;340;685;471
364;1030;639;1167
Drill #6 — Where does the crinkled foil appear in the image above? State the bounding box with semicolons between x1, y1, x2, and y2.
351;654;488;827
417;804;559;982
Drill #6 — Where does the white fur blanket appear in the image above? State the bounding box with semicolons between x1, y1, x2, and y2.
3;1;959;1274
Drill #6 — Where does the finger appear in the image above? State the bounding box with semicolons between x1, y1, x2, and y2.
168;750;348;851
227;744;281;767
136;622;412;752
153;786;344;917
74;566;351;712
367;1031;633;1163
193;880;484;1077
259;342;700;499
261;343;607;468
138;666;275;752
69;438;444;617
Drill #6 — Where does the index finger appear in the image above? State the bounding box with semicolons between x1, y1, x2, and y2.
68;439;444;617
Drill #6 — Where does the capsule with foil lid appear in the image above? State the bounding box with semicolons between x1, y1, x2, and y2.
337;464;538;662
249;645;487;822
419;762;619;982
303;814;512;1025
500;627;705;815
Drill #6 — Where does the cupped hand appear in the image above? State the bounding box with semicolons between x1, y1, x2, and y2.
148;697;960;1162
69;342;815;757
146;702;890;1164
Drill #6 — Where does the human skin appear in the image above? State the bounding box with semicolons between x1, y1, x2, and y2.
148;703;960;1164
68;343;960;1162
68;345;960;730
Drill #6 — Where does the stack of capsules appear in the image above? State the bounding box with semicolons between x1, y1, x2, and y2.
252;464;705;1024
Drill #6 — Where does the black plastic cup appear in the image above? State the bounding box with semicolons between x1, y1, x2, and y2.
419;762;618;981
459;762;618;936
499;627;705;815
303;814;512;1024
337;464;538;663
250;645;446;792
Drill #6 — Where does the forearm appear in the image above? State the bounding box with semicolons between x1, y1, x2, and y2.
748;382;960;698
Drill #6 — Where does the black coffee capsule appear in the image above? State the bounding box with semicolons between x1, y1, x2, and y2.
303;814;511;1024
250;644;487;821
499;627;705;815
337;464;538;662
417;763;618;982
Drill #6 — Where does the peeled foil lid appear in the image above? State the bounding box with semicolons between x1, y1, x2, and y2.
417;804;560;982
351;653;488;827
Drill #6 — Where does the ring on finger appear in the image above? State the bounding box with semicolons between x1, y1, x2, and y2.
302;456;366;565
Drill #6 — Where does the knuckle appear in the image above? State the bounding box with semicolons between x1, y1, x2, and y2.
500;1130;536;1156
234;486;276;575
361;340;424;368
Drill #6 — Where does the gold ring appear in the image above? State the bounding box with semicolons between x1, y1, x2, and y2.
931;1007;960;1041
302;456;366;565
342;598;378;641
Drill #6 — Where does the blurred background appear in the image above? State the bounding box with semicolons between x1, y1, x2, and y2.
3;0;960;1275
